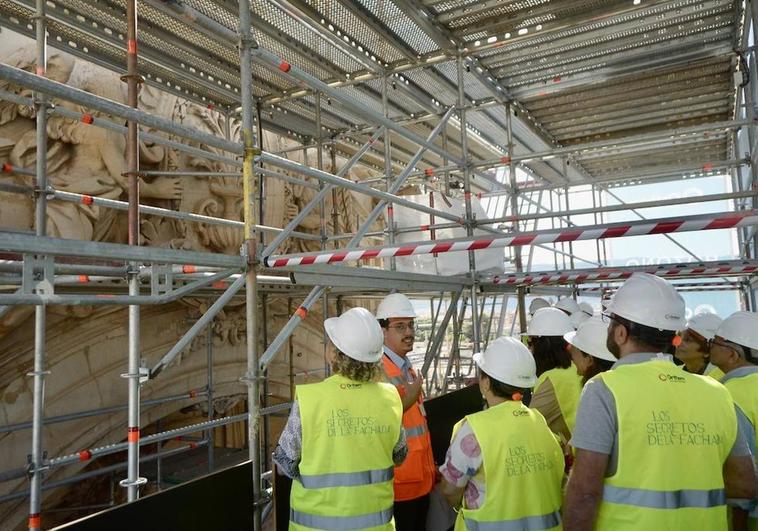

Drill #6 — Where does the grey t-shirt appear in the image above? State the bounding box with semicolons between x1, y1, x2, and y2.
571;352;752;476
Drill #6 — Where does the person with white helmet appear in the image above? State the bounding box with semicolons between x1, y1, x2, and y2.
554;297;581;317
274;307;407;530
570;301;595;328
439;337;564;530
525;307;583;445
708;311;758;529
674;312;724;380
529;297;552;316
564;317;617;387
564;273;755;531
375;293;436;530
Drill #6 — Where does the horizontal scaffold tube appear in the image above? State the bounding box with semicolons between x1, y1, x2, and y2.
262;211;758;268
489;260;758;286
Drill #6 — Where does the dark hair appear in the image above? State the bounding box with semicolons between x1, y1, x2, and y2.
479;369;526;400
331;350;380;382
613;314;676;354
530;336;571;376
581;354;614;386
730;342;758;364
378;318;389;329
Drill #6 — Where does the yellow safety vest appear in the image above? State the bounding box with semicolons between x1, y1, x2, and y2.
290;374;403;530
722;368;758;527
453;400;564;531
595;359;737;530
535;365;583;434
706;365;725;381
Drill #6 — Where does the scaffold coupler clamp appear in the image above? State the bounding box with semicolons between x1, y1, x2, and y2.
242;238;258;268
26;452;49;478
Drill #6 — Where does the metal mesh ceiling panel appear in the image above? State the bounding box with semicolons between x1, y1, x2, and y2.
306;0;408;63
0;0;745;187
357;0;440;55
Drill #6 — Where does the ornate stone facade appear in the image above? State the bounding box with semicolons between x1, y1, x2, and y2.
0;36;382;529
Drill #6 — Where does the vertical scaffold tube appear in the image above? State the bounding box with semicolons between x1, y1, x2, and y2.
238;1;262;529
120;0;146;503
457;55;480;354
506;103;528;333
28;0;48;527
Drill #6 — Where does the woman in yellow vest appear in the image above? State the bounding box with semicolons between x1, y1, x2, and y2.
526;307;583;444
708;311;758;530
564;316;617;386
675;312;725;380
439;336;564;530
273;307;407;530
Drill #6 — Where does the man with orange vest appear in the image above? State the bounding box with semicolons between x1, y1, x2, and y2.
377;293;437;531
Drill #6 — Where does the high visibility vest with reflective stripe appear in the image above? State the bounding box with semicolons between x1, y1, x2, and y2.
291;374;402;530
382;356;436;501
722;368;758;527
454;401;564;531
534;365;583;434
595;359;737;531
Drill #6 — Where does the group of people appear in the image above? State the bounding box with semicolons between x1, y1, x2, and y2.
274;272;758;530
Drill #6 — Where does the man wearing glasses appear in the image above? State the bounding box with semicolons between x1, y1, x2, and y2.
708;311;758;529
563;273;756;531
376;293;436;531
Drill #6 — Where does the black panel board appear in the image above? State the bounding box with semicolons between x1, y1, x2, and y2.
53;461;254;530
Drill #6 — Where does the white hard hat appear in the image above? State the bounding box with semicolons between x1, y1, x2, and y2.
716;311;758;351
376;293;416;319
324;307;384;362
579;302;594;317
529;298;551;316
554;297;581;315
564;317;617;363
605;273;685;331
686;312;722;340
570;311;591;329
473;337;537;388
525;307;573;337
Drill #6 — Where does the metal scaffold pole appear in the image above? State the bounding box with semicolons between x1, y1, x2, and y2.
238;1;262;528
505;102;527;333
457;54;480;354
28;0;48;527
119;0;146;502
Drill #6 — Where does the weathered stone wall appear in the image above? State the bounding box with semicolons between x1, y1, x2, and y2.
0;32;381;529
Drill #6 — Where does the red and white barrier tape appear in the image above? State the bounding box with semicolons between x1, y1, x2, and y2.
263;211;758;268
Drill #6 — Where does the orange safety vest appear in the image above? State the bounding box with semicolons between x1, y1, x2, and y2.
382;355;436;502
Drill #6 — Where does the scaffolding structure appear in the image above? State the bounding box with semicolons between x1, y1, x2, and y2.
1;0;758;528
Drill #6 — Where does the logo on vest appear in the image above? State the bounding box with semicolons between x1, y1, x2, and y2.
327;408;391;438
658;373;685;383
646;410;722;447
505;445;555;477
512;409;529;417
339;383;362;390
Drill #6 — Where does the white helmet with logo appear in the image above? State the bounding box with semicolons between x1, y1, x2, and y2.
525;307;574;337
685;312;722;340
554;297;581;315
473;336;537;388
716;311;758;351
605;273;685;331
564;317;617;362
325;307;384;362
376;293;416;319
